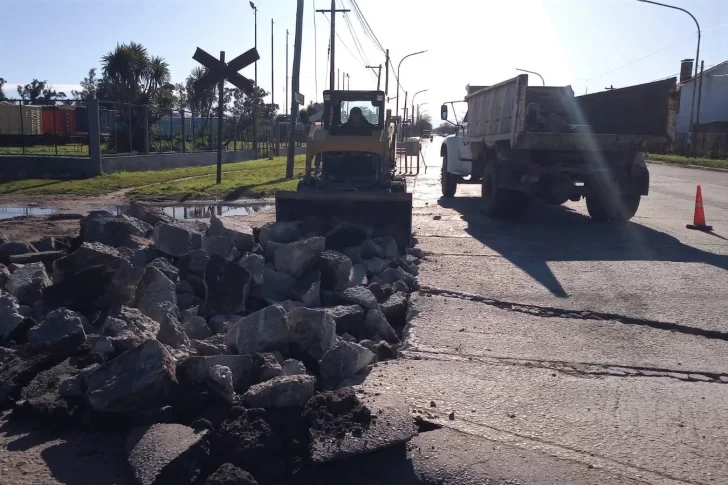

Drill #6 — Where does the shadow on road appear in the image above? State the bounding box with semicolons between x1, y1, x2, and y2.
438;195;728;298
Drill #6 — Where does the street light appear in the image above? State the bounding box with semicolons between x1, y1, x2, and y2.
637;0;701;155
417;101;429;121
515;68;545;86
396;50;427;119
411;89;429;124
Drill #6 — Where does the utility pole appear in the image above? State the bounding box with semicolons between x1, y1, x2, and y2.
337;69;340;90
271;18;274;107
250;2;258;151
384;49;390;95
366;64;381;90
286;29;289;116
216;51;225;184
317;1;350;90
346;73;350;90
287;0;304;178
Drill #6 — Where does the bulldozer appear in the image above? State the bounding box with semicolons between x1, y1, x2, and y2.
275;90;412;249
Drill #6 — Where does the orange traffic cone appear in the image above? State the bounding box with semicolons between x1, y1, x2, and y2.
686;185;713;231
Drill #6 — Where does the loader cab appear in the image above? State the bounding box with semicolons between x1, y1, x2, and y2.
323;90;385;135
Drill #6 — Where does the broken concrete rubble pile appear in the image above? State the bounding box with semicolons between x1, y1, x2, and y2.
0;207;422;484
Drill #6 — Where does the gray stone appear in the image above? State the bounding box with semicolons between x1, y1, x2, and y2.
239;253;264;285
99;307;160;351
396;266;418;290
404;254;419;266
9;250;66;269
0;232;7;244
190;335;228;356
0;263;9;288
92;336;115;356
340;333;358;342
288;307;337;362
363;257;388;276
28;308;87;353
125;201;174;227
52;242;121;283
0;292;25;339
367;282;389;303
210;214;255;253
126;423;209;485
337;286;379;310
282;358;306;376
202;236;235;261
228;304;289;355
377;268;400;285
291;270;321;307
158;314;190;349
259;221;302;249
274;237;325;279
86;340;177;413
242;374;315;408
392;256;419;276
59;374;84;398
324;222;371;251
391;280;409;293
208;314;242;335
343;246;362;264
374;235;400;259
179;355;252;393
323;305;365;337
181;310;211;340
207;365;235;403
360;239;384;259
81;211;152;247
380;292;408;328
204;463;258;485
31;237;56;252
178;250;209;279
260;266;296;302
153;223;200;257
349;264;368;287
7;262;51;305
264;240;284;263
318;341;376;387
177;293;203;311
148;258;179;284
104;255;146;309
253;352;285;383
134;267;177;324
316;250;353;291
405;247;424;259
363;308;400;344
204;255;252;315
0;241;37;265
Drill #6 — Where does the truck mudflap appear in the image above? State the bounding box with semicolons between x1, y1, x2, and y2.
275;190;413;251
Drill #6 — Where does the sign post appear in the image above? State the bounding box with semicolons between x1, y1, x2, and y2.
193;46;259;184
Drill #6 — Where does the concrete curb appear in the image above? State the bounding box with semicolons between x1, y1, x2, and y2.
646;159;728;174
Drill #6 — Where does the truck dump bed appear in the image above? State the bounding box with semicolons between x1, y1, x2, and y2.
464;75;677;152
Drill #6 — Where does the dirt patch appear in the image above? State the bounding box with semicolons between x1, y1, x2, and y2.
303;388;372;440
0;214;82;242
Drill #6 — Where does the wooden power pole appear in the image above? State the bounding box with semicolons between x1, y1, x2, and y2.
286;0;305;178
286;29;289;116
317;0;349;90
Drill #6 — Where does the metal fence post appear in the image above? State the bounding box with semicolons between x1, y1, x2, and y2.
180;109;186;153
233;117;237;152
143;105;150;154
87;98;102;175
18;101;26;155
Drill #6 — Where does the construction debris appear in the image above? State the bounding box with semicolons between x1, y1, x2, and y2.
0;206;423;484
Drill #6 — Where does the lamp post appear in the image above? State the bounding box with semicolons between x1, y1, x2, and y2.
515;68;545;86
396;50;427;120
411;89;429;125
249;1;258;151
417;101;429;121
637;0;701;155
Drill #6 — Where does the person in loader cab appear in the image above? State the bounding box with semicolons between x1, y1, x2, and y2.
338;107;375;136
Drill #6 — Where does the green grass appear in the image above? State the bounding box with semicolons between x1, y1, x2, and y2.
647;153;728;170
0;155;306;199
0;144;90;156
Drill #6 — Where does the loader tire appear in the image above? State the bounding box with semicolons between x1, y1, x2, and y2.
441;149;458;198
481;161;530;219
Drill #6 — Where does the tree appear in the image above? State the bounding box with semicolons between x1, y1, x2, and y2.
297;101;317;124
232;86;278;130
16;79;67;105
98;42;171;107
0;78;7;102
414;113;432;135
71;68;99;103
433;121;457;136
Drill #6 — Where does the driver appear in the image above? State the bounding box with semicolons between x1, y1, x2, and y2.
338;107;375;136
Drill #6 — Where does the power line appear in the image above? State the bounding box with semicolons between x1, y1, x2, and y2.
342;10;370;65
349;0;384;53
321;12;369;70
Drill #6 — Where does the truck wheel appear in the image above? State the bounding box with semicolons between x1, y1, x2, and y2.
586;193;641;222
441;150;458;197
481;161;530;219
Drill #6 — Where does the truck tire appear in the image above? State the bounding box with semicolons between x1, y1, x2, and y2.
481;161;530;219
586;192;641;222
441;149;457;197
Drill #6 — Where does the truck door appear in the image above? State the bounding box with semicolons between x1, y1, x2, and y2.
458;123;472;161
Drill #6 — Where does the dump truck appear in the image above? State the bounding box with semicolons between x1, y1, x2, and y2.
440;75;677;221
275;90;412;249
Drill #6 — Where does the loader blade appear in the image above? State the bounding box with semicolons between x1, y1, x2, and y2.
275;190;413;250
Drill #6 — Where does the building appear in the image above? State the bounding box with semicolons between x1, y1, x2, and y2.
676;59;728;135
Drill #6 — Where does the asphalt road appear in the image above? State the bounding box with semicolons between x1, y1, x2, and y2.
362;138;728;484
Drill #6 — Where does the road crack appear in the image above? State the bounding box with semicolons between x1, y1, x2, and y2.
419;285;728;342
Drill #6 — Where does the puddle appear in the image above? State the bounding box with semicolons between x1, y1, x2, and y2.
161;203;272;220
0;203;273;221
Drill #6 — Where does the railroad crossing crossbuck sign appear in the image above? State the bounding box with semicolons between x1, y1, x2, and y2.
192;47;259;94
192;46;259;184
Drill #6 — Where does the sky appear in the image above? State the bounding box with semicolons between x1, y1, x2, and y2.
2;0;727;123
